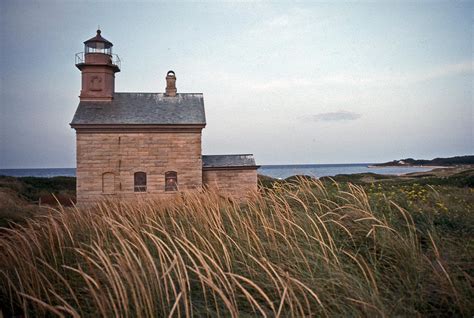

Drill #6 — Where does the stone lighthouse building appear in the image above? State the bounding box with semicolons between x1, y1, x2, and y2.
71;30;259;204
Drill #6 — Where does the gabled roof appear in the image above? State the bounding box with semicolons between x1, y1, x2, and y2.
70;93;206;126
203;154;259;169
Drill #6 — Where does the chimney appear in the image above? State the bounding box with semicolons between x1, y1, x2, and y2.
165;70;177;97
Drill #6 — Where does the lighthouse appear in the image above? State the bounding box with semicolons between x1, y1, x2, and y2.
75;29;120;101
70;29;258;204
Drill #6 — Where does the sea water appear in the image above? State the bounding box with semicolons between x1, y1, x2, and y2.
0;164;434;179
0;168;76;178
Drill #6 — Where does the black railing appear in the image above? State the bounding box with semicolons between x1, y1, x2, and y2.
75;52;121;69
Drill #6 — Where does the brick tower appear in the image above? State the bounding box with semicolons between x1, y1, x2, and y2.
75;29;120;101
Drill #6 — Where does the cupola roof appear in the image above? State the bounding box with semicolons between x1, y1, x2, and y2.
84;29;113;49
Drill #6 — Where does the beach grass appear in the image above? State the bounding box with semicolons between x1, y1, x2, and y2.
1;177;473;317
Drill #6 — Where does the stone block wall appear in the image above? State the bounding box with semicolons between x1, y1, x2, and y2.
76;131;202;204
202;168;258;200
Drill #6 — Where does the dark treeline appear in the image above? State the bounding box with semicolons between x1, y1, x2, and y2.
375;155;474;166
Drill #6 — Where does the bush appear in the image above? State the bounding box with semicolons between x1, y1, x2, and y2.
0;175;76;202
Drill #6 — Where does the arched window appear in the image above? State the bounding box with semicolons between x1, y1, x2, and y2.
165;171;178;191
102;172;115;194
134;172;147;192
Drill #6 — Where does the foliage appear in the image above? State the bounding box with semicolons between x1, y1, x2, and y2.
376;155;474;166
0;175;75;204
1;178;473;317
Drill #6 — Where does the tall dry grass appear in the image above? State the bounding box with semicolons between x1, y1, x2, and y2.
1;178;472;317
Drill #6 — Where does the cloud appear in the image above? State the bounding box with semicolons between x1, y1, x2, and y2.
204;70;316;92
266;15;291;28
208;60;473;97
420;61;473;81
308;111;362;122
323;60;474;87
252;78;315;91
247;8;317;37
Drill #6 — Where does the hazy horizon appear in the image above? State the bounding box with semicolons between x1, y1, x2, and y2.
1;157;473;170
1;1;472;168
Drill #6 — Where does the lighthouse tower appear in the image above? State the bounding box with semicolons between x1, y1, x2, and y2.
75;29;120;101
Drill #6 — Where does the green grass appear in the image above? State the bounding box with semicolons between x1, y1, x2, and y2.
1;174;473;317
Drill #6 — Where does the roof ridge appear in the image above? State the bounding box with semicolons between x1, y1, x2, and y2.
114;92;203;95
203;154;254;156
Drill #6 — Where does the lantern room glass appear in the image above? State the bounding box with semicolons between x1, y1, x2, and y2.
85;43;112;55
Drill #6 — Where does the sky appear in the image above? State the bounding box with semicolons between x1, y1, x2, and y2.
0;1;472;168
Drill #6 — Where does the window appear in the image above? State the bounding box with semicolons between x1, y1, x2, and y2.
134;172;147;192
102;172;115;194
165;171;178;191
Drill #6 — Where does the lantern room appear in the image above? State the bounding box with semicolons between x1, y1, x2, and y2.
84;29;113;55
75;29;120;72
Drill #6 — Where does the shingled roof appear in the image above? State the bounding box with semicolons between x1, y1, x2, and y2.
202;154;259;169
71;93;205;126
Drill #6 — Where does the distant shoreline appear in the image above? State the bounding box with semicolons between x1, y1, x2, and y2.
367;165;449;169
1;162;471;180
372;155;473;168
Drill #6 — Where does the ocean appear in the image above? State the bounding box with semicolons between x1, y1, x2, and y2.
0;168;76;178
258;164;434;179
0;164;434;179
